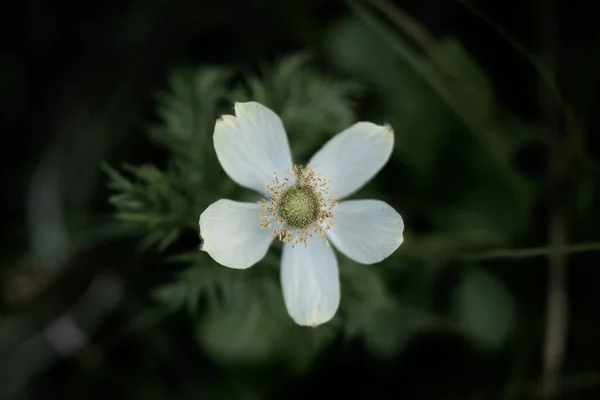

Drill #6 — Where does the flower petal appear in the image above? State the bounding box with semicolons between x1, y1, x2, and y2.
280;236;340;327
309;122;394;199
214;102;293;193
326;200;404;264
199;199;273;269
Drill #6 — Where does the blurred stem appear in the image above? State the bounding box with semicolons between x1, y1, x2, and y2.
539;2;569;398
543;211;568;398
457;241;600;262
457;0;597;175
397;240;600;263
350;0;531;215
457;0;556;96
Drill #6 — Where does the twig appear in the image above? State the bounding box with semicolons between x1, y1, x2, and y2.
457;0;597;175
542;210;568;398
353;0;532;215
456;241;600;262
539;2;569;398
456;0;556;91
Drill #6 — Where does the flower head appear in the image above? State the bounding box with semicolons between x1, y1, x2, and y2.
199;102;404;326
259;163;337;246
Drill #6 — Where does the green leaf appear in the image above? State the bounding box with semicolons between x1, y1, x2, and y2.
326;17;403;88
150;67;231;161
104;163;196;250
345;298;415;359
452;267;516;350
198;298;285;365
237;53;361;159
429;38;496;123
152;266;231;315
104;54;362;253
197;284;335;370
341;261;414;358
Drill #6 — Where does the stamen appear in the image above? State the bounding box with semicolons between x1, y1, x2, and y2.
258;164;338;247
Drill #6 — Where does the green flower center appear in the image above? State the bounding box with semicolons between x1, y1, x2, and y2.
277;184;320;229
259;164;337;245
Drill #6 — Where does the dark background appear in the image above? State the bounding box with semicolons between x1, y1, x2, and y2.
2;0;600;399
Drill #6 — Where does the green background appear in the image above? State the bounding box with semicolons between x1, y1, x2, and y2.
2;0;600;398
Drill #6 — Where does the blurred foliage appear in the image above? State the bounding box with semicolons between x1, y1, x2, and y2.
328;10;536;246
61;0;599;397
105;38;537;371
452;267;517;350
104;54;360;251
3;0;600;397
106;54;363;369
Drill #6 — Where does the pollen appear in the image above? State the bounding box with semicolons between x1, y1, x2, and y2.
258;164;338;247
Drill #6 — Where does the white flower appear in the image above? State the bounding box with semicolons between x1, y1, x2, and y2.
199;102;404;327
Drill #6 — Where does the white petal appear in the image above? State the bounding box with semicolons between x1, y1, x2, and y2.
309;122;394;199
280;236;340;327
199;199;273;269
214;102;293;193
326;200;404;264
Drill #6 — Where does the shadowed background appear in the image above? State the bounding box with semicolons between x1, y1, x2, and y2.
2;0;600;399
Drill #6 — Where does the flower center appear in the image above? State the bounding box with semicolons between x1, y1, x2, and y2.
277;184;320;229
258;164;337;246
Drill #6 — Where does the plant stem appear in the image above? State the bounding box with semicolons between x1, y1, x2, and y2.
539;2;569;397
